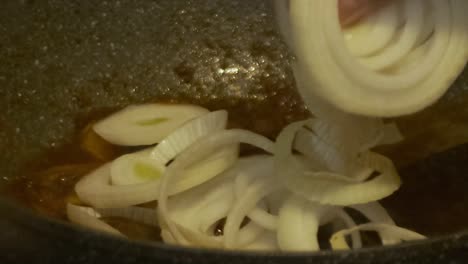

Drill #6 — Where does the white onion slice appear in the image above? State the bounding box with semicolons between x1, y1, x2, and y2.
333;209;362;249
165;172;234;232
93;104;209;146
77;112;235;208
66;203;123;237
380;123;404;145
233;156;278;231
350;202;400;245
173;144;239;194
343;3;400;57
161;156;272;248
68;204;159;227
161;229;177;245
286;0;467;117
292;66;392;156
277;195;327;252
111;149;165;186
76;148;238;209
351;202;395;225
276;121;401;206
330;223;426;250
76;163;163;208
157;129;275;245
242;232;279;251
246;203;278;232
358;0;425;71
150;110;228;165
110;144;239;190
161;162;267;249
224;176;278;248
286;152;401;206
170;220;265;249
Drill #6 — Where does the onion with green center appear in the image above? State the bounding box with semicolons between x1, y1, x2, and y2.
76;111;236;208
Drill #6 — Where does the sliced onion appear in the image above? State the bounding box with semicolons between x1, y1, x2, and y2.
224;176;278;248
168;156;267;230
170;220;265;249
157;129;275;245
161;160;271;249
77;112;236;208
161;229;177;245
174;223;223;248
111;110;229;186
277;195;327;252
76;163;163;208
233;156;275;198
294;125;362;176
276;121;401;206
66;203;123;236
359;0;426;70
343;3;400;57
286;0;467;117
246;203;278;232
73;98;424;252
288;70;391;175
286;152;401;206
77;163;152;208
234;222;267;248
110;144;238;190
330;223;426;250
350;202;400;245
162;155;275;248
242;232;279;251
172;144;239;194
332;209;362;249
68;204;159;227
111;149;165;186
166;174;234;232
150;110;228;165
233;156;278;231
93;104;209;146
380;123;404;145
351;202;395;225
161;159;238;247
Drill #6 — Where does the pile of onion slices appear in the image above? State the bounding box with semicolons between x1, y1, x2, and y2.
68;103;425;252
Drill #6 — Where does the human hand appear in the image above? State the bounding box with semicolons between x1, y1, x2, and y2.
339;0;392;26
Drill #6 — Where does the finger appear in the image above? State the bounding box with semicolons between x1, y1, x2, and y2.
339;0;392;26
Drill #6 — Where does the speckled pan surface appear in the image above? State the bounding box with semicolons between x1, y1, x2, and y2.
0;0;467;263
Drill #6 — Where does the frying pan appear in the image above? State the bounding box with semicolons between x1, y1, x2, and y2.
1;0;468;263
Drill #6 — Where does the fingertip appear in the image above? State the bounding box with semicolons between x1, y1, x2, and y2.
339;0;372;26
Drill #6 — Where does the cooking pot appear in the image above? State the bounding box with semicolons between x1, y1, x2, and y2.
1;0;468;263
